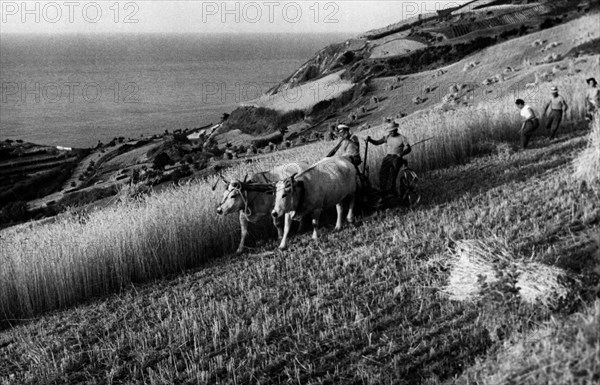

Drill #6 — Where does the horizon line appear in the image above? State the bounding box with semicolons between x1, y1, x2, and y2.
1;31;360;36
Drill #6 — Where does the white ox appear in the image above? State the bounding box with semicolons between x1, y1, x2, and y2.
271;156;357;250
216;162;308;253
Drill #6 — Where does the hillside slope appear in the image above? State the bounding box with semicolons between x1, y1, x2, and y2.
1;127;598;384
222;8;599;141
336;13;600;129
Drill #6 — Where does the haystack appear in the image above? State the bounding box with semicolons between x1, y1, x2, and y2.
531;39;545;47
444;239;573;308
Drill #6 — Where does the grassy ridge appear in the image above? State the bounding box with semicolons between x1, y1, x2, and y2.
0;129;597;383
0;72;595;323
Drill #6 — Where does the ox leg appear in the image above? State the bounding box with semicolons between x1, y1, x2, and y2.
237;213;248;254
279;213;293;250
312;210;322;240
347;194;356;224
335;204;344;231
273;215;284;239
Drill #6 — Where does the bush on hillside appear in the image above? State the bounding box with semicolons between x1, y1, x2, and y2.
499;28;520;40
540;18;556;30
172;164;192;180
152;152;173;171
173;132;190;143
224;107;305;135
131;169;141;183
307;86;359;122
336;51;355;67
250;132;283;148
518;24;529;36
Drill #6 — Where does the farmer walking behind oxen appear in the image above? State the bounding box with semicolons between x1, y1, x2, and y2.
327;124;361;168
542;86;569;140
366;122;411;197
585;77;600;124
515;98;539;149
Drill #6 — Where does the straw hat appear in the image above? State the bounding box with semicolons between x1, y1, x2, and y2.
386;122;400;133
337;124;350;132
550;86;558;92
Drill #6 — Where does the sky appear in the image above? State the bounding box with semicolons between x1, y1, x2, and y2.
0;0;467;34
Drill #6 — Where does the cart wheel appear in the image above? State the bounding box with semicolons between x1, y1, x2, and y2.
397;168;420;207
406;190;421;207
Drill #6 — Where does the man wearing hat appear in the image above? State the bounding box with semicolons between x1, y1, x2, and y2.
515;98;539;149
542;85;569;140
367;122;412;196
585;77;600;123
327;124;361;167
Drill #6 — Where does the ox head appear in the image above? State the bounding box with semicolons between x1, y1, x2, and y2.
216;175;246;216
271;173;303;218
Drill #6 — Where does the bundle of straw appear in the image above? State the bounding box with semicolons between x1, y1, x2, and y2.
444;239;573;308
574;112;600;186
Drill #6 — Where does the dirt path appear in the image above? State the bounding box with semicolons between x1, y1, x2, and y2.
63;151;104;190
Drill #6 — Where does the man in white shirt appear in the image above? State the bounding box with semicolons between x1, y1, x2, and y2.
516;99;539;149
366;122;412;195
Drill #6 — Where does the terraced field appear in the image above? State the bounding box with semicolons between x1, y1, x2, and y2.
0;142;87;213
439;4;552;39
0;157;78;177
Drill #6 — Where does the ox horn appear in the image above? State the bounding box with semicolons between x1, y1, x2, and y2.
212;173;229;191
211;178;220;191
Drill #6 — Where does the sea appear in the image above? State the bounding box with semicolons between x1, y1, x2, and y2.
0;33;349;148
